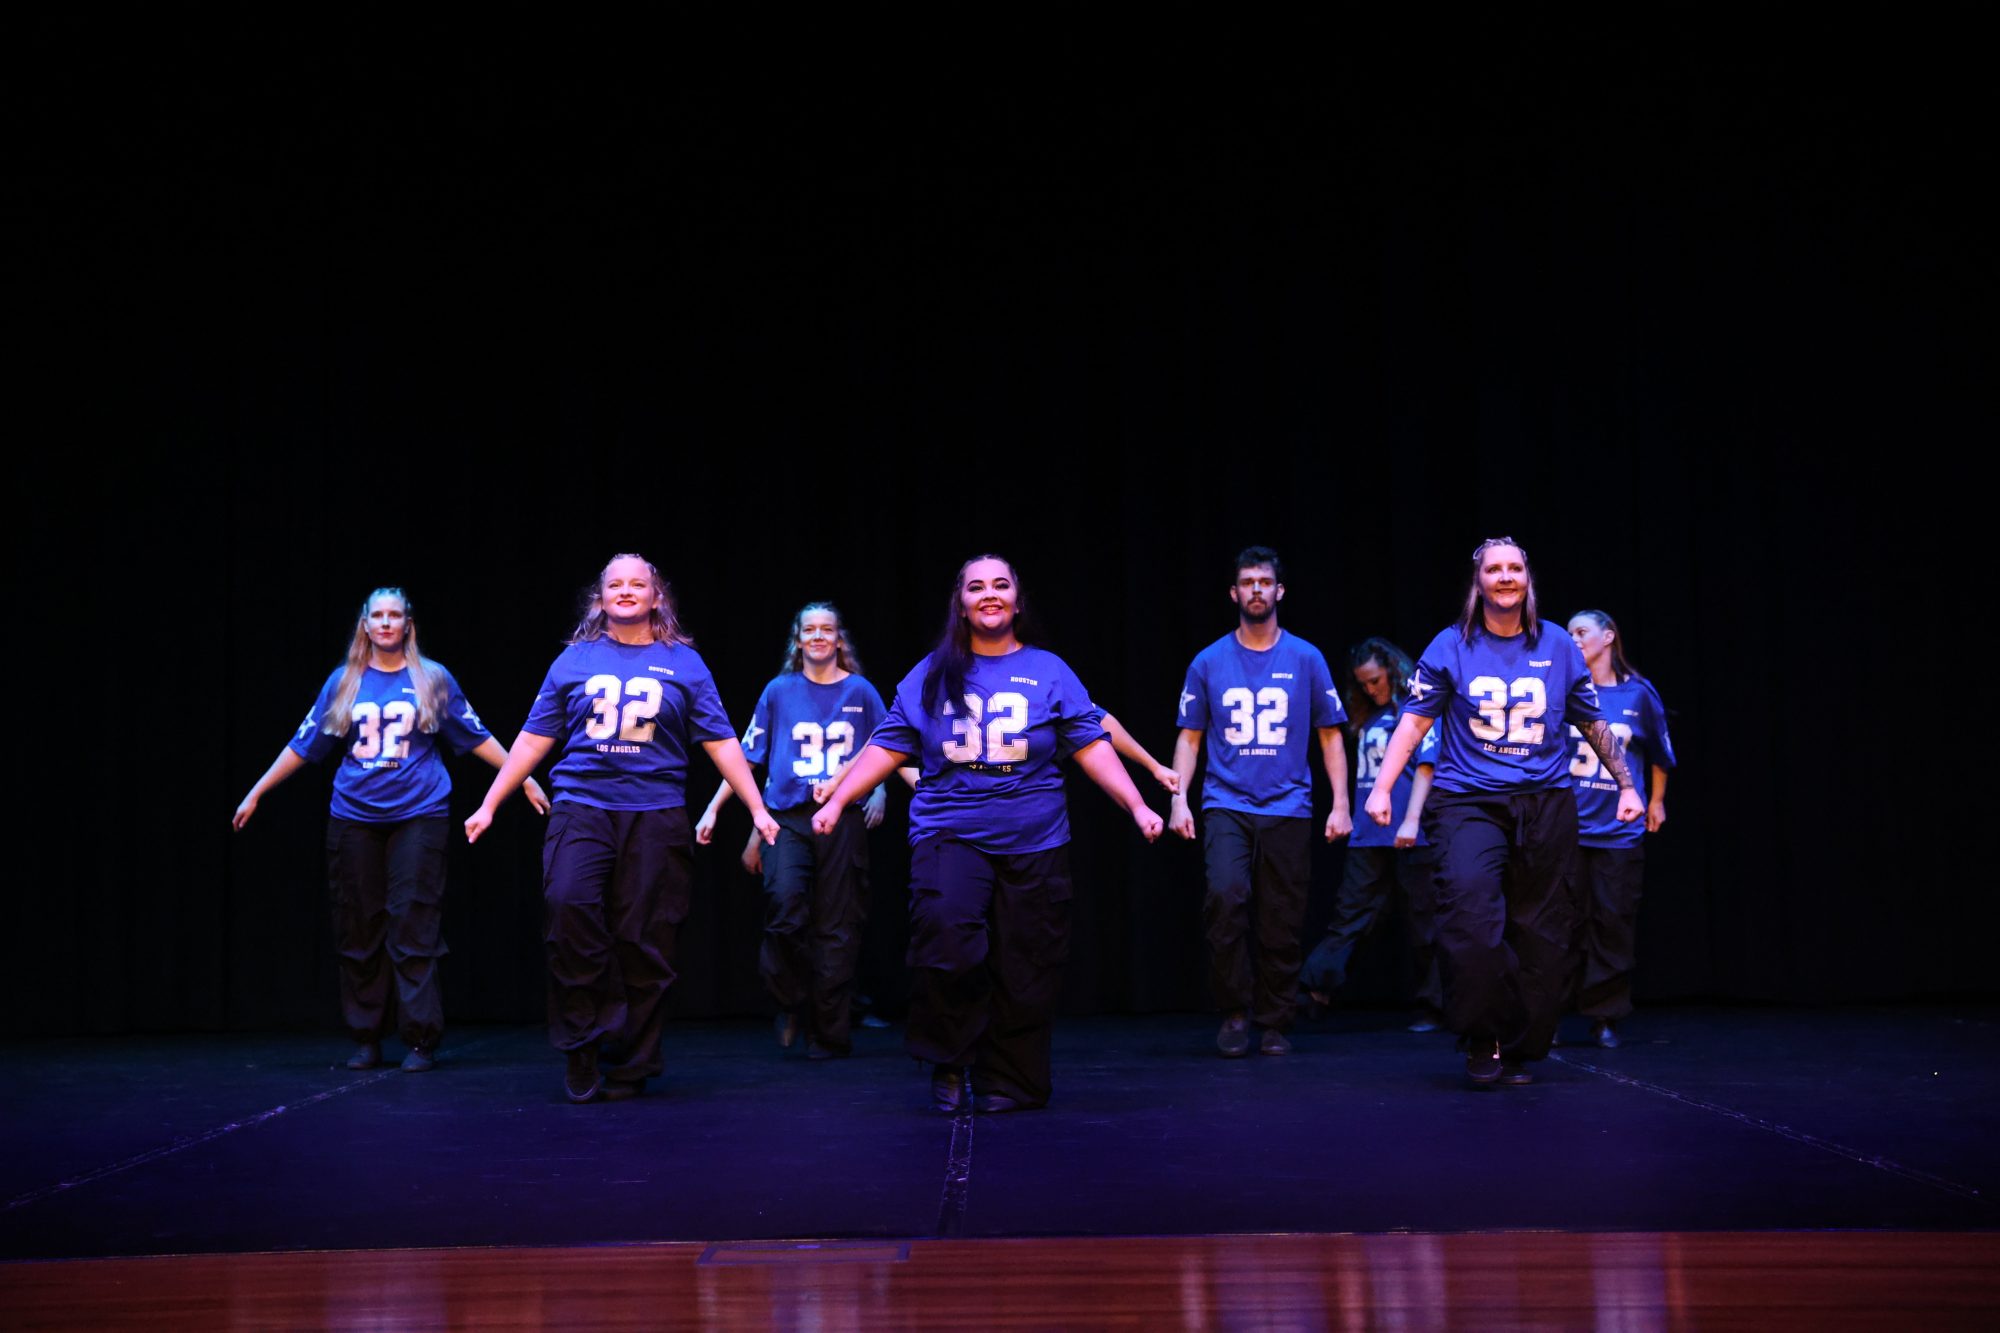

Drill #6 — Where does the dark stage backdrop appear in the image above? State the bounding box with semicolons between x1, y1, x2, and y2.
12;15;1984;1035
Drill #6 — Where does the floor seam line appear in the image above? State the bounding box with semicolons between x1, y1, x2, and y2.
4;1029;524;1213
1548;1051;1987;1203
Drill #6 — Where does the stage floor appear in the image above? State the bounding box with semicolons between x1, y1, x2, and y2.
3;1006;1995;1261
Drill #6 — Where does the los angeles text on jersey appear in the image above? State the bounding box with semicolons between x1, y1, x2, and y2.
597;743;643;754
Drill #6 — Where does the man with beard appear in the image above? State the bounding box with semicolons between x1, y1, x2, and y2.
1168;547;1351;1057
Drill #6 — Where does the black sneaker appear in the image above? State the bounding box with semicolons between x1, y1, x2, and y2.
1465;1037;1503;1085
1217;1013;1251;1058
1498;1062;1534;1086
346;1042;382;1070
806;1039;848;1061
600;1078;642;1101
400;1047;436;1073
565;1047;602;1104
1259;1028;1293;1056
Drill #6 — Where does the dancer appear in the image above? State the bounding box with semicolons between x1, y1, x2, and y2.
466;554;778;1103
693;601;897;1059
1302;637;1445;1032
1565;609;1675;1048
1367;538;1641;1086
1167;546;1350;1058
813;554;1163;1113
233;587;549;1072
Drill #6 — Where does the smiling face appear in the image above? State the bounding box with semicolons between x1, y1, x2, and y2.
1229;564;1282;624
797;609;842;668
1477;544;1529;613
601;556;659;627
958;557;1019;637
364;593;410;655
1354;659;1394;709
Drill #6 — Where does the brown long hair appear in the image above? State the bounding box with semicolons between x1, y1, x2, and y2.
1455;536;1540;642
567;553;694;647
1569;609;1643;682
781;601;863;676
323;588;446;736
922;554;1035;714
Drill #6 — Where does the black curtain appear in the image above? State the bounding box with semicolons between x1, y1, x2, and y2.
12;13;1983;1035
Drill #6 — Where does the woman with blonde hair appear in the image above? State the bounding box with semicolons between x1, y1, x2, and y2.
468;554;778;1103
234;587;549;1073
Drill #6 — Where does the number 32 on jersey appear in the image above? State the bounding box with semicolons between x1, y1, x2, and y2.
941;692;1029;766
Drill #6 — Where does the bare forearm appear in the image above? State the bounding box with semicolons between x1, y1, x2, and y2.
1319;730;1349;812
1649;765;1669;805
703;739;771;817
1074;738;1148;814
478;732;556;809
247;747;307;800
821;744;909;811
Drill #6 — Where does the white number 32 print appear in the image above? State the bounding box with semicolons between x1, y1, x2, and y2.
941;692;1030;765
1466;676;1546;745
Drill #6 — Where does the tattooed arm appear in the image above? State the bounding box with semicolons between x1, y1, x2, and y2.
1580;719;1646;823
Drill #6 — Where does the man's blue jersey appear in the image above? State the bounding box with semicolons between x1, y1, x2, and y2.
869;646;1107;855
1175;631;1344;819
1350;704;1440;848
741;672;889;813
288;665;491;822
1403;622;1605;795
1569;677;1675;848
522;638;735;811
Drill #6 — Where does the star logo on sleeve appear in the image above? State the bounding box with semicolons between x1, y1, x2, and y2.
1580;681;1600;710
741;719;765;750
296;708;317;741
461;702;485;733
1179;690;1196;718
1407;671;1434;703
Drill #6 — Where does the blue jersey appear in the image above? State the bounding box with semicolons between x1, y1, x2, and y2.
1404;622;1604;794
1350;704;1440;848
288;664;491;822
1569;677;1675;848
741;672;889;813
1175;631;1344;819
522;638;735;811
869;646;1107;855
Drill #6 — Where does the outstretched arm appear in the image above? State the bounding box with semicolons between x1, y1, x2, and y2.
1166;728;1203;839
470;736;550;814
1072;738;1164;842
811;743;911;835
1318;727;1351;842
704;738;780;845
233;747;307;830
1100;711;1179;793
1366;713;1435;826
465;731;558;843
695;779;736;845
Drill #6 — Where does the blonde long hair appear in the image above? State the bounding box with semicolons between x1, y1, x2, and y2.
567;553;694;647
323;588;446;736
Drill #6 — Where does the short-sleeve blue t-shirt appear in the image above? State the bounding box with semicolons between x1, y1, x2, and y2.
868;646;1107;855
1403;621;1605;795
740;672;889;813
1350;703;1440;848
522;637;735;811
288;664;490;822
1175;631;1345;819
1569;677;1675;848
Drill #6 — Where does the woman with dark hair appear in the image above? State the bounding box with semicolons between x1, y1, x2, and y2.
1366;539;1642;1087
1302;637;1445;1032
1563;609;1675;1048
694;601;904;1060
813;555;1163;1113
466;554;779;1104
233;587;549;1072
